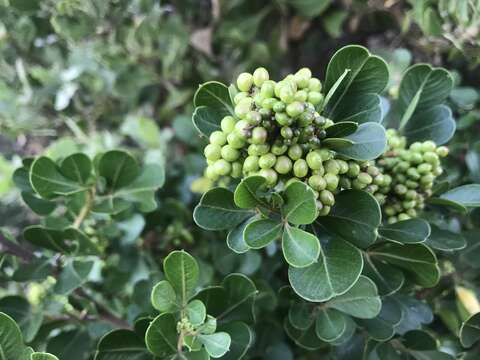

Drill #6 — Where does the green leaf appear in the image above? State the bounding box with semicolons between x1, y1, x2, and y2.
357;297;403;341
460;312;480;348
145;313;177;357
439;184;480;208
425;224;466;251
325;122;358;138
282;181;317;225
369;243;440;287
289;303;314;330
322;138;354;150
226;218;254;254
0;296;42;343
284;320;324;351
21;192;56;216
393;64;453;131
198;332;231;358
0;312;27;360
30;157;86;198
234;176;268;209
195;274;257;323
193;81;233;137
98;150;140;190
378;219;431;244
288;236;363;302
46;330;90;360
334;122;387;161
94;329;150;360
328;93;383;124
315;308;348;342
187;300;206;326
164;251;199;306
317;190;381;248
218;322;253;360
324;45;389;120
326;276;381;319
54;258;94;295
392;294;433;335
363;256;405;296
60;153;92;185
194;188;253;230
31;353;59;360
282;224;320;268
151;280;177;312
403;105;455;145
244;218;282;249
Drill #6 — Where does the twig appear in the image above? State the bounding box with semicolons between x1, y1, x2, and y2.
73;187;95;229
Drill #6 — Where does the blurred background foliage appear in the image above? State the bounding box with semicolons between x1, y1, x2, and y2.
1;0;480;358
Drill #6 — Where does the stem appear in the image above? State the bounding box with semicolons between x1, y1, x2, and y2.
73;187;95;229
0;233;35;262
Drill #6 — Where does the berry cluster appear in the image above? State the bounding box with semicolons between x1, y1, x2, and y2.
372;130;448;223
202;68;349;214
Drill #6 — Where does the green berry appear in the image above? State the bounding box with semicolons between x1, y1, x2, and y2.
324;173;339;191
259;168;278;186
204;144;221;161
237;72;253;92
308;91;323;106
423;151;439;165
293;159;309;178
337;160;349;174
221;145;240;162
286;101;305;117
235;103;250;118
280;126;293;139
421;141;436;152
295;90;308;102
352;179;367;189
318;205;331;216
213;159;231;176
205;165;219;180
436;146;449;157
306;151;323;170
260;81;275;98
253;67;269;87
275;156;293;174
235;120;250;139
259;153;276;169
358;172;373;185
246;111;261;126
221;116;236;133
395;184;408;195
271;142;288;155
347;162;360;177
308;78;322;92
288;145;302;160
227;132;245;149
324;159;340;175
280;86;295;104
410;142;422;152
387;216;398;224
231;162;243;178
319;190;335;206
417;163;432;174
234;92;248;104
243;155;259;172
275;112;292;126
398;213;410;221
272;101;286;113
210;131;227;146
251;127;268;144
308;175;327;191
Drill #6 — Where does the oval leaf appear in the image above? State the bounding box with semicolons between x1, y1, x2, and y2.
334;122;387;161
281;181;317;225
378;218;431;244
164;251;199;306
244;218;282;249
282;224;320;268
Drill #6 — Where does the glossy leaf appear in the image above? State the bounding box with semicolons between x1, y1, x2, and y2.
54;258;94;295
324;122;358;138
439;184;480;208
198;332;231;358
164;251;199;306
151;280;177;312
244;218;282;249
94;329;150;360
317;190;381;248
187;300;206;326
194;188;253;230
218;322;253;360
425;224;466;251
145;313;177;357
281;181;317;225
378;218;431;244
60;153;92;184
288;236;363;302
234;176;268;209
0;312;28;360
282;224;320;268
460;312;480;348
334;122;387;161
98;150;140;190
315;308;348;342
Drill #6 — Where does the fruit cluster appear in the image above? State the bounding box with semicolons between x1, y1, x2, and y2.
201;68;349;214
371;129;448;223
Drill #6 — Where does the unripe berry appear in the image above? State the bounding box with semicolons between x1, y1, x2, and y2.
280;126;293;139
339;177;352;189
358;172;373;185
417;163;432;174
246;111;261;126
324;173;339;191
210;131;227;146
205;165;219;180
423;151;439;165
253;67;269;87
272;101;286;113
395;184;408;195
288;144;303;160
295;68;312;88
436;146;449;157
324;159;340;175
260;81;275;98
286;101;305;117
221;116;236;133
271;142;288;155
213;159;231;176
280;86;295;104
262;97;277;109
308;91;323;106
237;72;253;92
235;103;250;118
352;179;367;189
259;153;276;169
308;78;322;92
347;162;360;177
275;112;292;126
293;159;309;178
221;145;240;162
231;162;243;178
251;127;268;144
306;151;323;170
421;141;436;152
227;132;245;149
235;120;250;139
319;205;331;216
275;156;293;174
259;168;278;186
243;155;259;172
204;144;221;161
410;142;422;152
254;93;265;107
319;190;335;206
234;92;248;104
295;90;308;102
308;175;327;191
398;213;410;221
